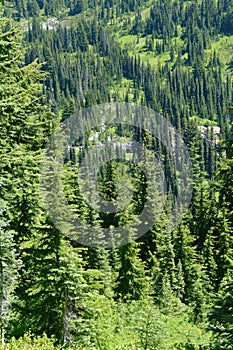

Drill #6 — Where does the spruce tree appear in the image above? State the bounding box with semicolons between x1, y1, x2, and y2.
0;200;19;345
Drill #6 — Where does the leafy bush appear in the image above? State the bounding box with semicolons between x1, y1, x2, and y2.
69;296;211;349
0;334;55;350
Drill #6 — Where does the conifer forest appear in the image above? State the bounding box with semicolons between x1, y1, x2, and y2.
0;0;233;349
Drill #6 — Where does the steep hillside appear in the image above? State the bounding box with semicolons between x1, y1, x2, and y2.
0;1;233;349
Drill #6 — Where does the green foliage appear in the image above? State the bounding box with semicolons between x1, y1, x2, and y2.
209;270;233;349
0;200;19;344
0;1;232;349
72;299;211;349
0;334;55;349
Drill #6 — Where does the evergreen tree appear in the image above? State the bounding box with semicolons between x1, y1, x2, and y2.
0;200;19;345
210;269;233;349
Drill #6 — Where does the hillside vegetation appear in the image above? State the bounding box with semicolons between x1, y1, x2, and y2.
0;0;233;349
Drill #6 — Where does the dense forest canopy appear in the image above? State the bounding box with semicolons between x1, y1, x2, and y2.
0;0;233;349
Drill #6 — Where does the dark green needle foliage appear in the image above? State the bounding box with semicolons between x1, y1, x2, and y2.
0;0;232;348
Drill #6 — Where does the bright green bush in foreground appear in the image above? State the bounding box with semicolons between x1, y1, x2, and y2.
0;334;55;350
1;299;212;350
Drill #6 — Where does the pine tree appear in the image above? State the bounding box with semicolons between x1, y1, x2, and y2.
0;200;19;345
115;238;148;301
210;269;233;349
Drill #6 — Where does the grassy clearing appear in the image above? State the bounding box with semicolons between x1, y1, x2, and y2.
205;35;233;66
116;34;171;68
190;116;218;126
